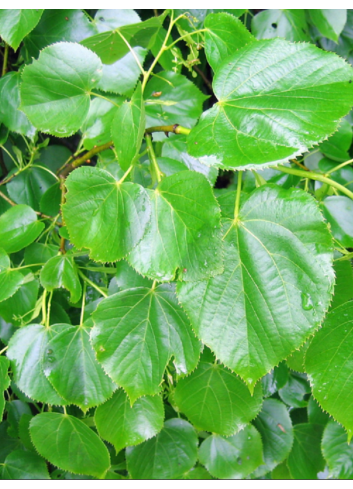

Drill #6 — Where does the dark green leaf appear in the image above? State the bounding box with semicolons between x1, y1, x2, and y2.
279;374;311;408
287;423;325;479
24;243;59;273
0;356;10;422
1;449;50;479
308;396;331;427
40;182;61;217
0;205;44;254
40;255;82;303
0;279;39;326
261;362;289;397
0;9;44;50
331;260;353;310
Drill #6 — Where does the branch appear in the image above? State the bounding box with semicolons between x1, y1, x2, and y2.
59;141;113;178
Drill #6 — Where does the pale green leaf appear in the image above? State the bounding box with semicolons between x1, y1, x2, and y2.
177;185;334;389
95;390;164;452
252;10;310;42
188;39;353;169
91;284;201;403
0;270;24;303
0;9;44;50
40;255;82;303
287;423;325;479
1;449;50;480
322;420;353;479
0;205;44;254
173;360;263;436
309;9;347;42
29;412;110;478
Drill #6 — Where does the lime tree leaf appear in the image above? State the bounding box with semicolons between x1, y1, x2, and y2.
145;72;207;142
95;390;164;452
62;166;151;263
205;13;256;71
319;157;353;193
187;39;353;169
128;171;222;282
126;418;198;479
286;341;310;373
331;260;353;310
7;166;57;212
94;9;141;32
1;449;50;480
0;9;44;50
175;9;246;31
173;360;263;436
305;301;353;440
251;10;310;42
29;412;110;478
308;396;331;426
112;260;153;291
279;374;311;408
0;270;24;302
40;182;61;217
319;119;352;162
42;325;116;410
261;362;289;397
0;279;39;326
0;356;10;421
111;83;145;171
91;284;201;403
81;14;166;64
24;243;59;273
38;144;71;173
199;425;263;480
322;196;353;248
287;423;325;479
20;42;102;137
182;467;213;480
252;399;293;477
0;73;35;137
309;9;347;42
322;420;353;479
0;248;9;272
177;185;334;389
7;324;69;405
23;9;97;58
40;255;82;303
271;462;292;479
0;205;44;254
82;95;123;150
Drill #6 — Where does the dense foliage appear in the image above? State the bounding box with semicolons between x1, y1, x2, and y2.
1;8;353;480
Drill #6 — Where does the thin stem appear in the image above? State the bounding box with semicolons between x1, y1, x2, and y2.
276;165;353;201
0;346;8;355
0;145;19;169
31;164;60;181
63;406;67;415
10;263;45;271
80;282;87;327
118;164;133;184
41;290;47;327
145;134;163;183
234;171;242;222
325;158;353;175
292;159;309;171
78;270;108;298
166;28;208;51
89;91;121;108
0;189;15;206
59;141;113;178
2;43;8;77
193;65;213;91
145;124;191;136
46;291;53;328
115;29;145;75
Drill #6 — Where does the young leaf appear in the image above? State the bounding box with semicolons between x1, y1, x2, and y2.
187;39;353;169
1;449;50;480
322;196;353;248
287;423;325;479
29;412;110;478
95;390;164;452
7;324;69;405
128;171;222;282
309;9;347;42
62;166;151;263
251;10;310;42
205;12;256;71
173;360;263;436
20;42;102;137
0;356;10;422
111;83;145;171
126;418;198;479
40;255;82;303
177;185;334;389
42;325;116;410
91;284;201;403
198;425;263;480
0;9;44;50
322;420;353;479
0;205;44;254
252;399;294;477
305;301;353;440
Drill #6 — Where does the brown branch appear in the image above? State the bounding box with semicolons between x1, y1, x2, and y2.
193;65;213;91
59;141;113;178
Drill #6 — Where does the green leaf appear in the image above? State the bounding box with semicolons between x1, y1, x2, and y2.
95;390;164;452
322;420;353;479
177;185;334;388
175;9;246;31
261;362;289;397
0;248;9;272
173;360;263;436
287;423;325;479
322;196;353;248
145;72;207;141
252;399;294;477
7;323;69;405
24;243;59;273
0;356;10;422
29;412;111;478
62;166;151;262
187;39;353;169
6;400;32;437
40;255;82;303
305;301;353;440
40;182;61;217
308;396;331;427
0;421;21;463
319;157;353;193
111;83;145;171
20;42;102;137
205;13;256;71
0;270;24;303
128;171;222;282
199;425;263;480
38;144;72;173
319;119;352;162
1;449;50;479
309;9;347;42
0;205;44;254
113;259;153;291
0;9;44;50
126;418;198;479
271;462;292;479
251;10;310;42
182;467;213;480
91;284;201;403
0;72;35;137
23;9;97;58
286;341;310;373
331;260;353;310
0;279;39;326
7;166;57;212
279;374;311;408
81;14;166;64
42;325;116;410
